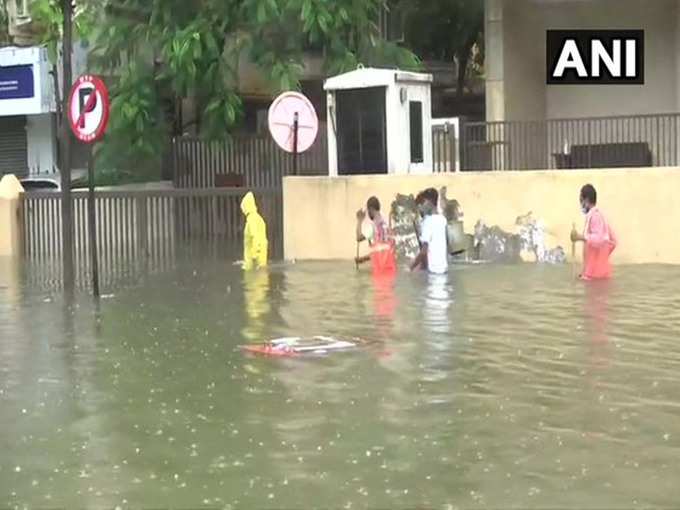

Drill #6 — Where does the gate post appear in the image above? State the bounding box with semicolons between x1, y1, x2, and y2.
0;175;25;257
136;195;149;267
458;116;468;171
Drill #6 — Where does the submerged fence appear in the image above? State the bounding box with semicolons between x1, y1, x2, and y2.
461;112;680;171
21;188;281;290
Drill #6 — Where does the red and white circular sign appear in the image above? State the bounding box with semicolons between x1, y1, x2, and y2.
268;91;319;153
68;75;110;144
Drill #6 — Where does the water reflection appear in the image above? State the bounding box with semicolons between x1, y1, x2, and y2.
372;272;397;339
242;269;271;342
424;273;452;335
421;273;455;387
584;280;612;371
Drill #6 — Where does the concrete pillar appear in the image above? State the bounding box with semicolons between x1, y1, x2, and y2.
326;91;338;177
485;0;505;122
0;174;25;257
676;1;680;112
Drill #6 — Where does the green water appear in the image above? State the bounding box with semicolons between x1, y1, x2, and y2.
2;261;680;509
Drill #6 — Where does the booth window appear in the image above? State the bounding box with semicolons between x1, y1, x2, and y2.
336;87;388;174
409;101;423;163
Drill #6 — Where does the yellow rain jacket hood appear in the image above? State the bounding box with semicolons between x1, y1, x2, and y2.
240;191;258;216
240;191;268;270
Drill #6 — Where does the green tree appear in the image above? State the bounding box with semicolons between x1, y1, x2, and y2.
31;0;420;176
1;0;10;44
402;0;484;97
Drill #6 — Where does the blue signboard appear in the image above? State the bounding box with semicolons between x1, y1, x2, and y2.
0;65;35;100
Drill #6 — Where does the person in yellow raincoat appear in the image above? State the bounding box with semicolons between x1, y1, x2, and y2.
240;191;268;270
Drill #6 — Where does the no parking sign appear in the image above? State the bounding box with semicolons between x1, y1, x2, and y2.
68;74;110;143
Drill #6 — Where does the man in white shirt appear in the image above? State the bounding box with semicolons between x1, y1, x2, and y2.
410;188;449;274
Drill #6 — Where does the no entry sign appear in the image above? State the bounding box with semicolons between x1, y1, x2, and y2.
68;75;110;143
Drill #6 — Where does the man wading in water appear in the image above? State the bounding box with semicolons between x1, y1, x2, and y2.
410;188;449;274
355;196;396;275
571;184;617;280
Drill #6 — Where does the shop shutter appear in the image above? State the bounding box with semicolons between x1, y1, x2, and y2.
0;115;29;178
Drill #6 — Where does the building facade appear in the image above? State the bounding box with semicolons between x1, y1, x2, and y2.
485;0;680;123
0;46;57;177
2;0;88;178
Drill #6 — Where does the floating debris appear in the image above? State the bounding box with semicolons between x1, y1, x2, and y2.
240;336;363;357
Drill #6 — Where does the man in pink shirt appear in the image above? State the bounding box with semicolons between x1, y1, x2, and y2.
571;184;617;280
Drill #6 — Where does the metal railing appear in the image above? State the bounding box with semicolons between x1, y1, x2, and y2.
172;131;328;189
20;188;282;291
432;124;458;172
174;123;465;183
460;112;680;171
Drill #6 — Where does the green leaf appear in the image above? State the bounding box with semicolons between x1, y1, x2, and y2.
225;102;236;124
128;104;139;119
206;98;221;113
180;40;190;60
47;42;58;64
280;73;290;91
318;15;328;34
205;32;218;54
301;0;312;21
303;15;315;33
257;2;267;23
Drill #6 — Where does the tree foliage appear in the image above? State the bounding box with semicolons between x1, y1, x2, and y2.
30;0;99;60
402;0;484;96
31;0;420;174
0;0;10;44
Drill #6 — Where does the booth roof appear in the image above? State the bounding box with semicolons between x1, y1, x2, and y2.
323;67;433;91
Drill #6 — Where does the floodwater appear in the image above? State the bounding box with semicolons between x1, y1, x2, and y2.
2;259;680;509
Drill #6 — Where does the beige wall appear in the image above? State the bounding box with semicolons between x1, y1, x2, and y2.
487;0;680;122
283;168;679;265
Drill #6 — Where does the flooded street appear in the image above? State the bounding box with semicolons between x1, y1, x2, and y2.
2;260;680;509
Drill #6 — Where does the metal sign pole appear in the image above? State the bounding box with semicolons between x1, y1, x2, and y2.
61;0;74;293
293;112;299;176
87;146;100;298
